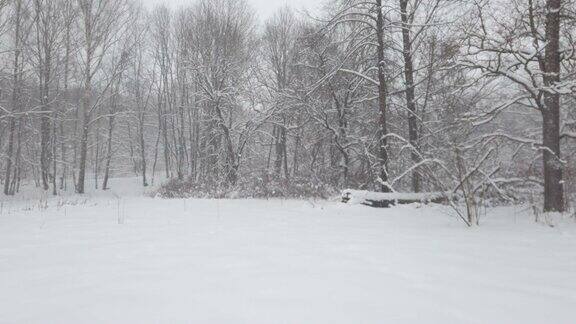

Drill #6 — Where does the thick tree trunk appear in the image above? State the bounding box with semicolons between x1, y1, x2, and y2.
542;110;563;211
542;0;564;212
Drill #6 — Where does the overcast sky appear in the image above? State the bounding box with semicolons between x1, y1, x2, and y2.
142;0;323;20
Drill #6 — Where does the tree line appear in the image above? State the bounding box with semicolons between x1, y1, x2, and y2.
0;0;575;216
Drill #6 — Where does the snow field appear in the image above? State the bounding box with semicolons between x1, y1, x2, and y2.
1;180;575;323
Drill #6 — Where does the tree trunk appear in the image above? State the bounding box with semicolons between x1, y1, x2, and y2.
139;115;148;187
161;105;171;179
60;15;71;192
273;125;282;176
542;0;564;212
102;115;115;190
77;79;90;194
77;2;94;194
216;107;238;186
376;0;391;192
400;0;421;192
52;111;58;195
4;0;23;196
40;79;51;191
3;116;16;195
94;122;100;189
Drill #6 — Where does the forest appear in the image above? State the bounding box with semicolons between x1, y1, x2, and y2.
1;1;576;322
0;0;575;222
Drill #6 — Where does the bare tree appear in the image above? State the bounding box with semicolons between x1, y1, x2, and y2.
461;0;574;212
188;0;257;186
261;7;299;181
4;0;31;195
31;0;68;192
75;0;132;194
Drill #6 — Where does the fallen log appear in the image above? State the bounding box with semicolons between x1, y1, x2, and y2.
341;189;450;208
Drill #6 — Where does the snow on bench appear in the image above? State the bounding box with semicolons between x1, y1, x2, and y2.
341;189;449;208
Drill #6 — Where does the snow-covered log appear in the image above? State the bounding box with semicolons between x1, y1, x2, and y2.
341;189;450;208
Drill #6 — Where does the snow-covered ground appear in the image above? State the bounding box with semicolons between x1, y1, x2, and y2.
1;178;575;323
